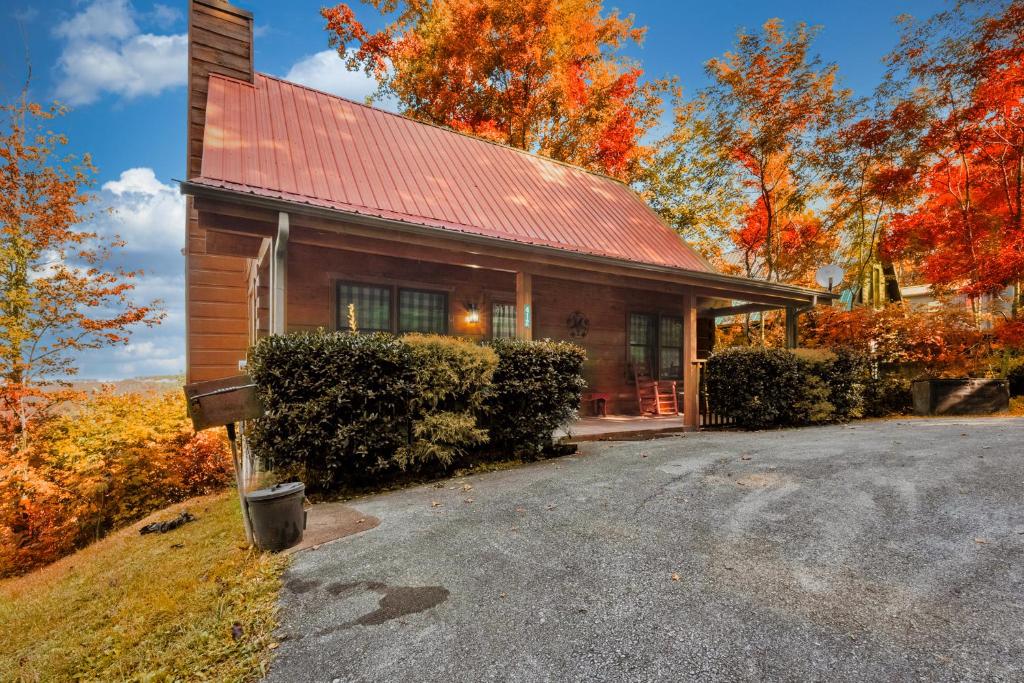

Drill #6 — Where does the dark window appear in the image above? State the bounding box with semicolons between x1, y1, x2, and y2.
629;313;684;379
337;282;391;333
659;316;683;379
628;313;657;375
492;302;516;339
399;288;448;334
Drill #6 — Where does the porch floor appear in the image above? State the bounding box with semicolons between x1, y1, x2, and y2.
559;414;690;442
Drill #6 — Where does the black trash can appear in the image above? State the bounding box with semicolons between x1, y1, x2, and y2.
245;482;305;552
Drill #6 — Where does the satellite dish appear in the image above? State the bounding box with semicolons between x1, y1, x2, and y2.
815;264;845;292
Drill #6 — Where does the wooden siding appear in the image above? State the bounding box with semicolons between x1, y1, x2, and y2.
185;0;254;381
532;276;701;414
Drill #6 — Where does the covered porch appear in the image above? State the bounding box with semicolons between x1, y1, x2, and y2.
184;188;831;430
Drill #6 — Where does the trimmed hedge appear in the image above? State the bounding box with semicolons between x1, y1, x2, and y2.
862;375;913;417
706;348;805;429
248;332;418;490
398;334;496;468
706;347;868;429
248;331;585;492
1008;359;1024;397
484;338;588;457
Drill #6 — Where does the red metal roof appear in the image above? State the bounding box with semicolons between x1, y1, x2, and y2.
194;73;715;273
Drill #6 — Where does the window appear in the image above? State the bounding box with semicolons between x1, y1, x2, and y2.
628;313;684;379
492;302;516;339
659;316;683;379
337;282;391;333
399;288;448;334
628;313;657;375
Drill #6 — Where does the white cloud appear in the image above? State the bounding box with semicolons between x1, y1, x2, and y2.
38;165;187;381
99;168;185;254
52;0;186;106
284;49;396;110
149;3;181;28
54;0;137;41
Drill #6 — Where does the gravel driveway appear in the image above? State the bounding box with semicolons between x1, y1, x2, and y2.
266;418;1024;682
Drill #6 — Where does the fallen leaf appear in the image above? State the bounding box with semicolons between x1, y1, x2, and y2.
464;498;474;503
462;484;473;492
499;592;507;599
671;573;680;582
268;642;279;650
974;538;988;544
431;501;442;508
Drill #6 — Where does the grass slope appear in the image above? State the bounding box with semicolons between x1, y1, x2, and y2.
0;493;288;682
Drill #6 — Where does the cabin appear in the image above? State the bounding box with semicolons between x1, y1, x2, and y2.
181;0;834;429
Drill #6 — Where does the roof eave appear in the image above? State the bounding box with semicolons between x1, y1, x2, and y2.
180;179;836;304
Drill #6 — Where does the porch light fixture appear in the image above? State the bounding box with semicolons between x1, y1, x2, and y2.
466;303;480;324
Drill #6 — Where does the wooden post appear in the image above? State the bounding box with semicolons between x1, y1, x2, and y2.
515;271;532;340
785;306;799;349
270;212;289;335
682;290;700;430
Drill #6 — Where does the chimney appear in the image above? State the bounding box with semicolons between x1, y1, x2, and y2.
187;0;254;179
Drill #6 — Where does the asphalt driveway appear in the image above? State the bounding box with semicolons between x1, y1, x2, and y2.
266;418;1024;682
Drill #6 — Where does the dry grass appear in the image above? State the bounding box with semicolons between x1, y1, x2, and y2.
0;493;288;682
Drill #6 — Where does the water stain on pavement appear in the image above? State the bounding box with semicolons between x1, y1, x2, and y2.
296;580;449;635
355;585;450;626
285;578;320;594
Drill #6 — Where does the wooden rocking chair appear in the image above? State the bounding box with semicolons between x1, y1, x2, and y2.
633;365;679;416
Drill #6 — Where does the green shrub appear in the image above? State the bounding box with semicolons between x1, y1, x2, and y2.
397;335;497;468
708;346;868;429
706;347;806;429
484;338;587;457
1007;359;1024;397
862;375;914;417
813;348;869;421
248;332;418;491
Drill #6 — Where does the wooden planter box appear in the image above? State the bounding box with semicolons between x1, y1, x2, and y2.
912;378;1009;416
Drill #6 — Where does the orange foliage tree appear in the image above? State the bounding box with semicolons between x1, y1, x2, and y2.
700;19;853;283
880;0;1024;304
0;390;232;577
320;0;668;180
0;88;162;451
802;303;1023;377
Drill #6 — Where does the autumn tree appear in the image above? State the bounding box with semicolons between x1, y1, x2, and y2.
320;0;668;180
0;87;161;451
880;0;1024;309
817;98;923;301
696;19;852;283
636;93;744;264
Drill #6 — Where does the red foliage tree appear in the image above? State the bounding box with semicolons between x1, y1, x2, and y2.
881;1;1024;303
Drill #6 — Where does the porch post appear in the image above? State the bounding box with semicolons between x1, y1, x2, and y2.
682;290;699;430
515;271;532;340
785;306;798;349
269;212;289;336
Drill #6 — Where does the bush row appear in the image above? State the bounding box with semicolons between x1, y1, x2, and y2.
247;332;586;492
706;346;912;429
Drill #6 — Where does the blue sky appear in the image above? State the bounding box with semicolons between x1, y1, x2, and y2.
0;0;944;380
